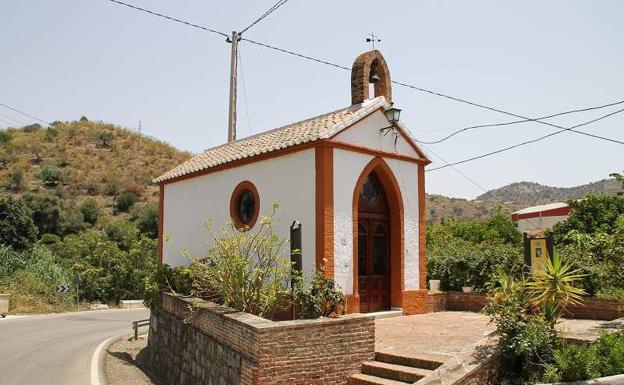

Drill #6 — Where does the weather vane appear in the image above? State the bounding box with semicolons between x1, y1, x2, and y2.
366;32;381;50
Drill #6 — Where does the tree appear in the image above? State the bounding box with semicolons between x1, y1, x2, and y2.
38;165;67;187
0;196;38;250
135;202;158;238
95;131;114;148
22;192;62;236
79;199;100;226
0;130;11;145
55;225;156;303
9;167;25;193
611;172;624;195
552;194;624;238
60;209;87;236
115;191;138;213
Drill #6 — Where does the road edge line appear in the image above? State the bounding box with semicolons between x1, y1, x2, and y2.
90;335;119;385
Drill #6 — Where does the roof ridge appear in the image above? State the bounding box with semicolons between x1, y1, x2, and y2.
154;96;391;183
197;103;366;155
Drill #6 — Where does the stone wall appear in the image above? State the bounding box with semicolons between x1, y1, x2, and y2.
429;292;623;320
147;293;375;385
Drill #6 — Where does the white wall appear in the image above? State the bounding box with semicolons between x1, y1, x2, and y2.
333;149;374;295
516;215;569;233
386;158;420;291
332;109;420;158
331;149;422;295
162;149;316;278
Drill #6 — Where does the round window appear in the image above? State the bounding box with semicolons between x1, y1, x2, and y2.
230;181;259;230
360;174;381;205
237;189;256;224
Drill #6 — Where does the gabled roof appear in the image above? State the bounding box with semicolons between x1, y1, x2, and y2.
154;97;427;183
512;202;569;215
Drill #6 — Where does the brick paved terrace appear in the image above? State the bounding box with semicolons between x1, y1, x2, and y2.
375;311;495;363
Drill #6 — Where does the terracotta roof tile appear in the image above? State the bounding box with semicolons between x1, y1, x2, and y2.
154;97;389;183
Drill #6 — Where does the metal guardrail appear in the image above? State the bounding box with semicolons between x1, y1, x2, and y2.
132;319;150;340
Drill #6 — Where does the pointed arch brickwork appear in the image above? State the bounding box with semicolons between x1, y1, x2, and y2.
351;50;392;105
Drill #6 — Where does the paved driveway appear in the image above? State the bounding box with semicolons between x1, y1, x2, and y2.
0;308;150;385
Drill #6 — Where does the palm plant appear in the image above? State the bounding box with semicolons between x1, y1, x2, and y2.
527;254;586;324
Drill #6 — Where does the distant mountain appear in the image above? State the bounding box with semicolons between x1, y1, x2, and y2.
426;179;622;224
476;179;621;206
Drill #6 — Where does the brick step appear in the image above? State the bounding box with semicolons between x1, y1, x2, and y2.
362;361;432;383
375;351;444;370
349;373;408;385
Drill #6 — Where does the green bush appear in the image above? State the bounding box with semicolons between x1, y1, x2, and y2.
0;196;38;250
115;191;138;213
0;130;12;145
552;194;624;238
60;209;87;236
0;244;74;313
143;264;194;309
185;206;291;318
485;260;587;382
543;331;624;382
543;344;599;382
294;269;345;319
426;214;523;291
55;224;156;303
23;192;62;236
95;131;114;148
427;241;523;291
38;164;67;186
134;202;158;238
79;198;100;226
22;123;42;132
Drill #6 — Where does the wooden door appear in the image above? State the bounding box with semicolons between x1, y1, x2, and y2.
357;172;391;313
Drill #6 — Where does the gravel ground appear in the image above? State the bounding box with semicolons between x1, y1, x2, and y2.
105;334;161;385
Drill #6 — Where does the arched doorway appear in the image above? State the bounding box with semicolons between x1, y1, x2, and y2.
352;157;404;314
357;171;391;312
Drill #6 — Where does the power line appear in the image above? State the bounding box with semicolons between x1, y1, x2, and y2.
419;143;489;193
427;106;624;172
0;102;50;126
102;1;624;149
239;0;289;35
242;38;351;70
240;39;623;146
417;99;624;145
104;0;229;38
421;143;545;229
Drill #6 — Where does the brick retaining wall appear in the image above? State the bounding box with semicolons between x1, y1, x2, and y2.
429;292;623;320
147;293;376;385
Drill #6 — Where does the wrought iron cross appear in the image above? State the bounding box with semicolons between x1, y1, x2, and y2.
366;32;381;50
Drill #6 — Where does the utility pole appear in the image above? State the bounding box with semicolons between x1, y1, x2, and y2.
227;31;240;142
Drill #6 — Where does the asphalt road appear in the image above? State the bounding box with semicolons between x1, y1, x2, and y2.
0;308;150;385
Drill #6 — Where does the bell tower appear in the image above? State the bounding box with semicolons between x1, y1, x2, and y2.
351;50;392;105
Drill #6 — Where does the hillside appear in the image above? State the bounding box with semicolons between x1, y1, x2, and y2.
425;194;523;224
0;119;191;218
476;179;621;206
427;178;622;224
1;119;619;226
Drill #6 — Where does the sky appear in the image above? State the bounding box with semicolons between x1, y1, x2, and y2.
1;0;622;199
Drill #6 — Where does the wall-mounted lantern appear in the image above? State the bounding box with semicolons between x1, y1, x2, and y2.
384;104;401;124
